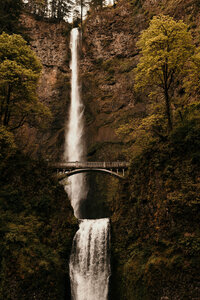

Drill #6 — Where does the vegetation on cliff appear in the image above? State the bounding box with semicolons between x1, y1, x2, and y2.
0;33;51;132
109;114;200;299
0;0;23;34
0;4;76;300
0;152;77;300
116;12;200;158
0;40;75;298
134;14;195;132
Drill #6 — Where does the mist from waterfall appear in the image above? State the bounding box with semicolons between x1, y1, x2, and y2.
64;28;87;219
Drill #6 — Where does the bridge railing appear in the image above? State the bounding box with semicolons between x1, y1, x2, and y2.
49;161;130;169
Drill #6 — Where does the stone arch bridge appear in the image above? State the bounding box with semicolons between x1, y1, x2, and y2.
49;161;130;179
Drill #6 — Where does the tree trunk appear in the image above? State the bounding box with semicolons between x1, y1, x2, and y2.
80;0;83;29
3;84;11;127
178;110;184;123
164;88;173;132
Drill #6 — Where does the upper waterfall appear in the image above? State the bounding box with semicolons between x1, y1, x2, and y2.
64;28;87;218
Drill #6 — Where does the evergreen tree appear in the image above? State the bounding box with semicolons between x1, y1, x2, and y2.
25;0;48;18
0;0;23;34
25;0;73;21
90;0;105;10
71;0;90;27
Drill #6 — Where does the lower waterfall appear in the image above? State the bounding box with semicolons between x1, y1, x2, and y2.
70;219;110;300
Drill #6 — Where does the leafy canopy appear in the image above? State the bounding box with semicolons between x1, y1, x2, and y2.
135;14;194;91
117;15;200;157
134;14;194;131
0;32;51;132
183;47;200;97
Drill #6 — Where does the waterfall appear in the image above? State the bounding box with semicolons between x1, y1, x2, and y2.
64;28;87;219
65;28;110;300
70;219;110;300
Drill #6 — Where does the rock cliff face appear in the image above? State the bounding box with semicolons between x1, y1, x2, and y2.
20;13;71;160
80;0;200;160
81;1;144;160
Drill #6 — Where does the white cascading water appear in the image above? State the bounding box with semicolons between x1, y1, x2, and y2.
65;28;111;300
70;219;110;300
64;28;87;219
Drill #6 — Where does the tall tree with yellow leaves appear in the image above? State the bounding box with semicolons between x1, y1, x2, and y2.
0;33;51;131
134;15;194;132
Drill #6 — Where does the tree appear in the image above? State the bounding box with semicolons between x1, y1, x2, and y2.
49;0;73;20
0;0;23;34
72;0;91;27
0;32;51;131
90;0;105;10
134;15;194;132
25;0;73;21
183;47;200;97
24;0;48;19
0;126;16;164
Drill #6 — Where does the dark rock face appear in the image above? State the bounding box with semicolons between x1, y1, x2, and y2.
20;13;71;160
80;2;146;160
77;1;148;220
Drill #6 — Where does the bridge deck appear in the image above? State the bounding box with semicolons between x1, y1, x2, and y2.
49;161;130;170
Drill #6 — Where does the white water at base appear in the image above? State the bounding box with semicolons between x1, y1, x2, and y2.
70;219;110;300
64;28;87;218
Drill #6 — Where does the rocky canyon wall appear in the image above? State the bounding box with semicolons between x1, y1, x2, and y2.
20;0;200;161
80;0;200;160
20;13;71;160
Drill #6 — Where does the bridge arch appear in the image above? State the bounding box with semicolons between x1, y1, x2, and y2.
57;168;125;180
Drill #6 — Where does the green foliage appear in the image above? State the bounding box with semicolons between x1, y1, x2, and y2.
116;101;168;159
134;14;195;131
0;32;51;131
0;0;23;34
183;47;200;97
110;116;200;299
0;126;16;163
135;14;193;86
0;152;77;299
117;15;200;158
102;57;135;74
